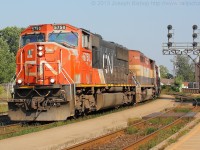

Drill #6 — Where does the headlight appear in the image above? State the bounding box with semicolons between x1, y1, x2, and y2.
50;78;55;84
17;79;23;84
38;51;43;57
38;46;43;51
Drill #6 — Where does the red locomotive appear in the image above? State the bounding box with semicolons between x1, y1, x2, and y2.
8;24;160;121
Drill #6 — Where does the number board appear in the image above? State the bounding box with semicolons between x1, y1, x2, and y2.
32;26;41;31
53;25;66;30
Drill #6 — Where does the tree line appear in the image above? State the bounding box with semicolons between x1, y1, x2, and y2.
160;55;195;82
0;27;24;83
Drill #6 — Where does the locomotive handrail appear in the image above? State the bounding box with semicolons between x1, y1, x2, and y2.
60;49;76;103
15;51;23;80
7;51;23;100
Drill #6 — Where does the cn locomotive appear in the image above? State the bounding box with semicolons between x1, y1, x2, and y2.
8;24;160;121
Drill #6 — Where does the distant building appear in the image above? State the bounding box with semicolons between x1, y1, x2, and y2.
161;79;189;89
182;82;189;88
160;78;174;86
188;82;198;89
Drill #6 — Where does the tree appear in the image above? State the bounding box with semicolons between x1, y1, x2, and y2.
159;65;169;78
0;26;24;54
172;75;183;92
166;73;173;79
175;55;195;82
0;38;15;83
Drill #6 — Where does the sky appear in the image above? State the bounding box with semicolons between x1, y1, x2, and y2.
1;0;200;72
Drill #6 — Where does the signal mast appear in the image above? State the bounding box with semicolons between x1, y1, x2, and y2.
162;25;200;92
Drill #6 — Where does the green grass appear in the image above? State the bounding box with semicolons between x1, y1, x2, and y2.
173;108;191;113
148;117;174;126
125;126;139;134
138;120;189;150
144;127;157;135
0;103;8;113
127;117;141;126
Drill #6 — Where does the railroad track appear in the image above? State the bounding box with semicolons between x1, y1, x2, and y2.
66;105;197;150
122;108;196;150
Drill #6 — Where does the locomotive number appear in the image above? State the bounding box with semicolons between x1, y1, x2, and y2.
32;26;41;31
53;25;66;30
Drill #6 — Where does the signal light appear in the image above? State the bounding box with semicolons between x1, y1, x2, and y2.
167;42;172;48
167;25;173;48
167;25;172;30
193;33;198;39
167;33;172;39
193;42;197;47
193;25;198;30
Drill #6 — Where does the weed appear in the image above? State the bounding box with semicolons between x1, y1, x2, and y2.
127;117;141;126
125;126;139;134
145;127;157;135
168;138;177;144
173;108;191;113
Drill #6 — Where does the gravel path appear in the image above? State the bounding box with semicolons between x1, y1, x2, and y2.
0;95;176;150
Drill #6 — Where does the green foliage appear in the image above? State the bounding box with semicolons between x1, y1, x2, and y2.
0;38;16;83
175;55;195;82
170;76;183;92
0;26;23;83
0;26;24;54
174;76;183;87
160;65;169;78
0;86;4;95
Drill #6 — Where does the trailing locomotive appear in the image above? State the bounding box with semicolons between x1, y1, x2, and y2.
8;24;160;121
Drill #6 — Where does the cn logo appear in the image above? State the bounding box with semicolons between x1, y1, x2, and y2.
103;53;113;74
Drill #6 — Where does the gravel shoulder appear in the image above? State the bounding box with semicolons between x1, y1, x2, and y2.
0;94;176;150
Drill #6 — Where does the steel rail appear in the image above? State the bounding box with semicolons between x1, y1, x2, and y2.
122;107;197;150
66;106;180;150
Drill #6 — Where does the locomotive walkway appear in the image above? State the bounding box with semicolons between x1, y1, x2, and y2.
0;95;176;150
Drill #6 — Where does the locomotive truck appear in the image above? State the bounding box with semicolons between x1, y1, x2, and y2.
8;24;160;121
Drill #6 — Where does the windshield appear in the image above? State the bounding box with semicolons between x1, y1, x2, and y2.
48;32;78;47
20;34;45;47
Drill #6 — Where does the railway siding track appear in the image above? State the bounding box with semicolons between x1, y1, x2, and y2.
122;113;187;149
66;105;197;150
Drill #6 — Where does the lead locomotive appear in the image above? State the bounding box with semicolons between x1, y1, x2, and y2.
8;24;160;121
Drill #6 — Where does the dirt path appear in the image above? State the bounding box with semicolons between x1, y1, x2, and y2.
0;95;176;150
